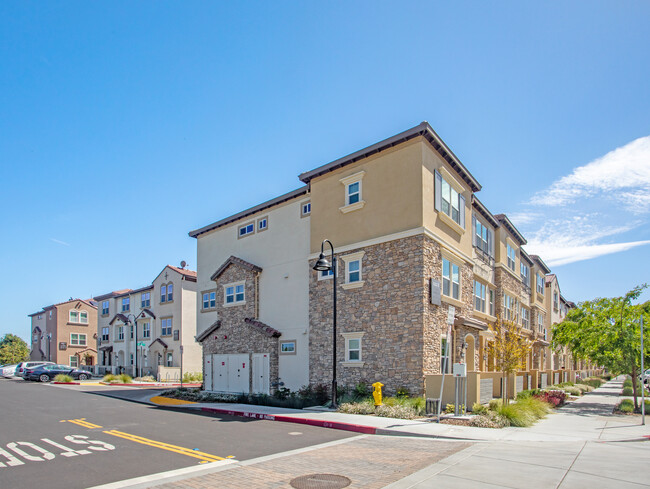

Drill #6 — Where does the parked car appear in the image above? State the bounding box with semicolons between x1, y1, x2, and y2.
26;364;93;382
1;364;18;377
639;368;650;385
15;361;54;378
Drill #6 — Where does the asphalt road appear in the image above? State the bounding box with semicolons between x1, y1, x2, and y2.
0;378;354;489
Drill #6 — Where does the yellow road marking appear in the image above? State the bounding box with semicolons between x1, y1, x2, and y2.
64;419;103;429
150;395;197;406
103;430;224;463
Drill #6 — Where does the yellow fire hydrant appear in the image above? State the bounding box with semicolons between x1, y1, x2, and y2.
372;381;384;406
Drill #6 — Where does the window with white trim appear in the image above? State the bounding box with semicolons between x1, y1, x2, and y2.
301;202;311;217
122;297;130;312
507;244;516;271
339;171;365;212
489;289;495;316
166;353;173;367
101;301;109;315
536;274;545;295
435;170;465;228
143;322;151;338
346;181;360;205
280;341;296;354
130;324;134;339
347;260;361;283
161;284;167;303
474;280;487;313
257;217;268;231
442;258;460;300
238;222;254;238
521;307;530;329
79;311;88;324
319;268;334;279
117;326;124;341
503;294;516;321
69;311;79;323
70;333;87;346
520;263;530;286
342;332;364;363
474;217;492;255
141;292;150;308
167;283;173;302
101;327;109;342
202;291;216;310
69;356;78;368
538;312;545;333
161;318;172;336
553;291;559;311
130;353;134;365
225;283;245;304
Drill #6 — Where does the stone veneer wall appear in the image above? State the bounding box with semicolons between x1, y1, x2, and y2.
309;235;426;395
423;236;478;375
201;263;279;391
494;267;523;320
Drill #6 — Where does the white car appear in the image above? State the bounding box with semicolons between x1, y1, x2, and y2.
1;364;18;377
639;368;650;385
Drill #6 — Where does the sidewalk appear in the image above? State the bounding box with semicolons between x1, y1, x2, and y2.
94;378;650;488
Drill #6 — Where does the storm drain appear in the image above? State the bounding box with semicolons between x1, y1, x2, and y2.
289;474;351;489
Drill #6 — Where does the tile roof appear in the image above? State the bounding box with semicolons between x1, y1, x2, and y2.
167;265;197;279
149;338;168;349
244;318;281;337
210;256;263;281
93;289;134;301
196;320;222;343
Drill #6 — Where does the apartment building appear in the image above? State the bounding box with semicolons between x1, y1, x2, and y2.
28;299;98;367
191;121;579;395
94;265;201;379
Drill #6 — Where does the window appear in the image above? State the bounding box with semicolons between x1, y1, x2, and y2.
280;341;296;354
141;292;150;308
507;244;516;271
79;311;88;324
37;315;42;320
435;170;465;228
347;260;360;283
122;297;130;312
49;311;52;319
238;222;254;238
474;218;492;255
202;291;216;310
442;258;460;300
161;318;172;336
69;311;79;323
520;263;530;286
339;171;365;212
129;353;134;365
474;280;487;313
173;330;179;341
69;356;78;368
342;332;364;363
166;353;173;367
117;326;124;341
167;283;173;302
70;333;87;346
101;301;109;315
521;307;530;329
553;292;559;311
161;285;167;303
536;274;545;295
225;283;245;304
503;294;516;321
257;217;268;232
301;202;311;217
346;182;360;205
130;324;134;339
440;337;451;373
319;268;334;280
101;327;109;341
489;289;495;316
143;322;151;338
538;313;545;333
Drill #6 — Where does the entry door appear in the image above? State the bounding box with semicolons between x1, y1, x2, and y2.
204;355;213;391
227;354;249;394
213;354;229;392
252;353;270;394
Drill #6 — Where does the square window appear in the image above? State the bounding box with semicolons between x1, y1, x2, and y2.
239;223;254;237
281;341;296;353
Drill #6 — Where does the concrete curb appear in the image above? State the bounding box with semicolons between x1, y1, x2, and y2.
98;382;202;387
53;381;80;385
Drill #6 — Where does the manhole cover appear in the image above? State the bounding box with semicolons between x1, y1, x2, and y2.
290;473;351;489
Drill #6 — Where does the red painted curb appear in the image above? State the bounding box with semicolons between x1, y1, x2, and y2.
200;407;377;435
99;382;202;387
53;382;80;385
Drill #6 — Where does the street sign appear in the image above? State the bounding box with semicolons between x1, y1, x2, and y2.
137;342;146;347
446;306;455;325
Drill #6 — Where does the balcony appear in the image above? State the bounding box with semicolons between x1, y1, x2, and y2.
474;246;494;267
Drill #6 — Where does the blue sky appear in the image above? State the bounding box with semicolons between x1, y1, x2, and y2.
1;1;649;342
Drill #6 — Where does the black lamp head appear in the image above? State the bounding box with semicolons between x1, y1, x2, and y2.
313;252;332;271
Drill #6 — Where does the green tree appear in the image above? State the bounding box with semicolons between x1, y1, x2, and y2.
553;285;650;410
0;334;30;365
488;316;533;403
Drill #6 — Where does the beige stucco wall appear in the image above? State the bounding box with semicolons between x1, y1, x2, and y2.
309;138;424;253
195;194;310;390
55;301;98;366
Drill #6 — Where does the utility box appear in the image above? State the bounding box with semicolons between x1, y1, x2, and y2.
452;363;467;378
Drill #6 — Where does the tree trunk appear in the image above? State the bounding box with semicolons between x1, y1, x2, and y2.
502;371;508;405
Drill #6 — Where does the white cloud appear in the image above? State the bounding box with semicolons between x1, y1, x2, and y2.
523;215;649;267
507;211;543;226
531;135;650;213
49;238;70;246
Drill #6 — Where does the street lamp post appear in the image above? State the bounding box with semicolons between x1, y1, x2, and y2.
312;239;338;409
47;333;52;361
126;312;145;379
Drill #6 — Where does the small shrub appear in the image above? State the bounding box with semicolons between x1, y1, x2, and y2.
134;375;156;382
488;398;503;411
517;389;540;400
118;373;133;383
353;382;370;398
563;386;582;396
313;383;330;405
375;404;419;419
469;410;510;428
582;378;603;389
395;386;411;398
622;386;634;396
338;400;375;415
54;374;74;383
573;383;594;393
498;403;535;427
623;378;633;388
182;372;203;383
618;399;634;413
102;374;118;383
472;402;488;415
534;390;567;407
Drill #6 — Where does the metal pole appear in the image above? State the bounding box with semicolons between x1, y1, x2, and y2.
437;327;451;422
180;345;184;388
331;251;338;409
641;315;645;425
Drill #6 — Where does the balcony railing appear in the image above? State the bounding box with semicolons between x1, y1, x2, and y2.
474;246;495;267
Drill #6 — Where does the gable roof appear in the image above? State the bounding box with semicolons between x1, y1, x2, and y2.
93;289;133;301
189;186;308;238
210;256;263;281
149;338;168;349
196;320;222;343
529;255;552;274
109;313;129;325
298;121;481;192
494;214;527;245
471;195;499;228
244;318;281;337
140;308;156;320
152;264;198;284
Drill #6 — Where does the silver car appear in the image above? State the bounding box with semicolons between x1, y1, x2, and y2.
1;364;18;377
15;361;54;378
